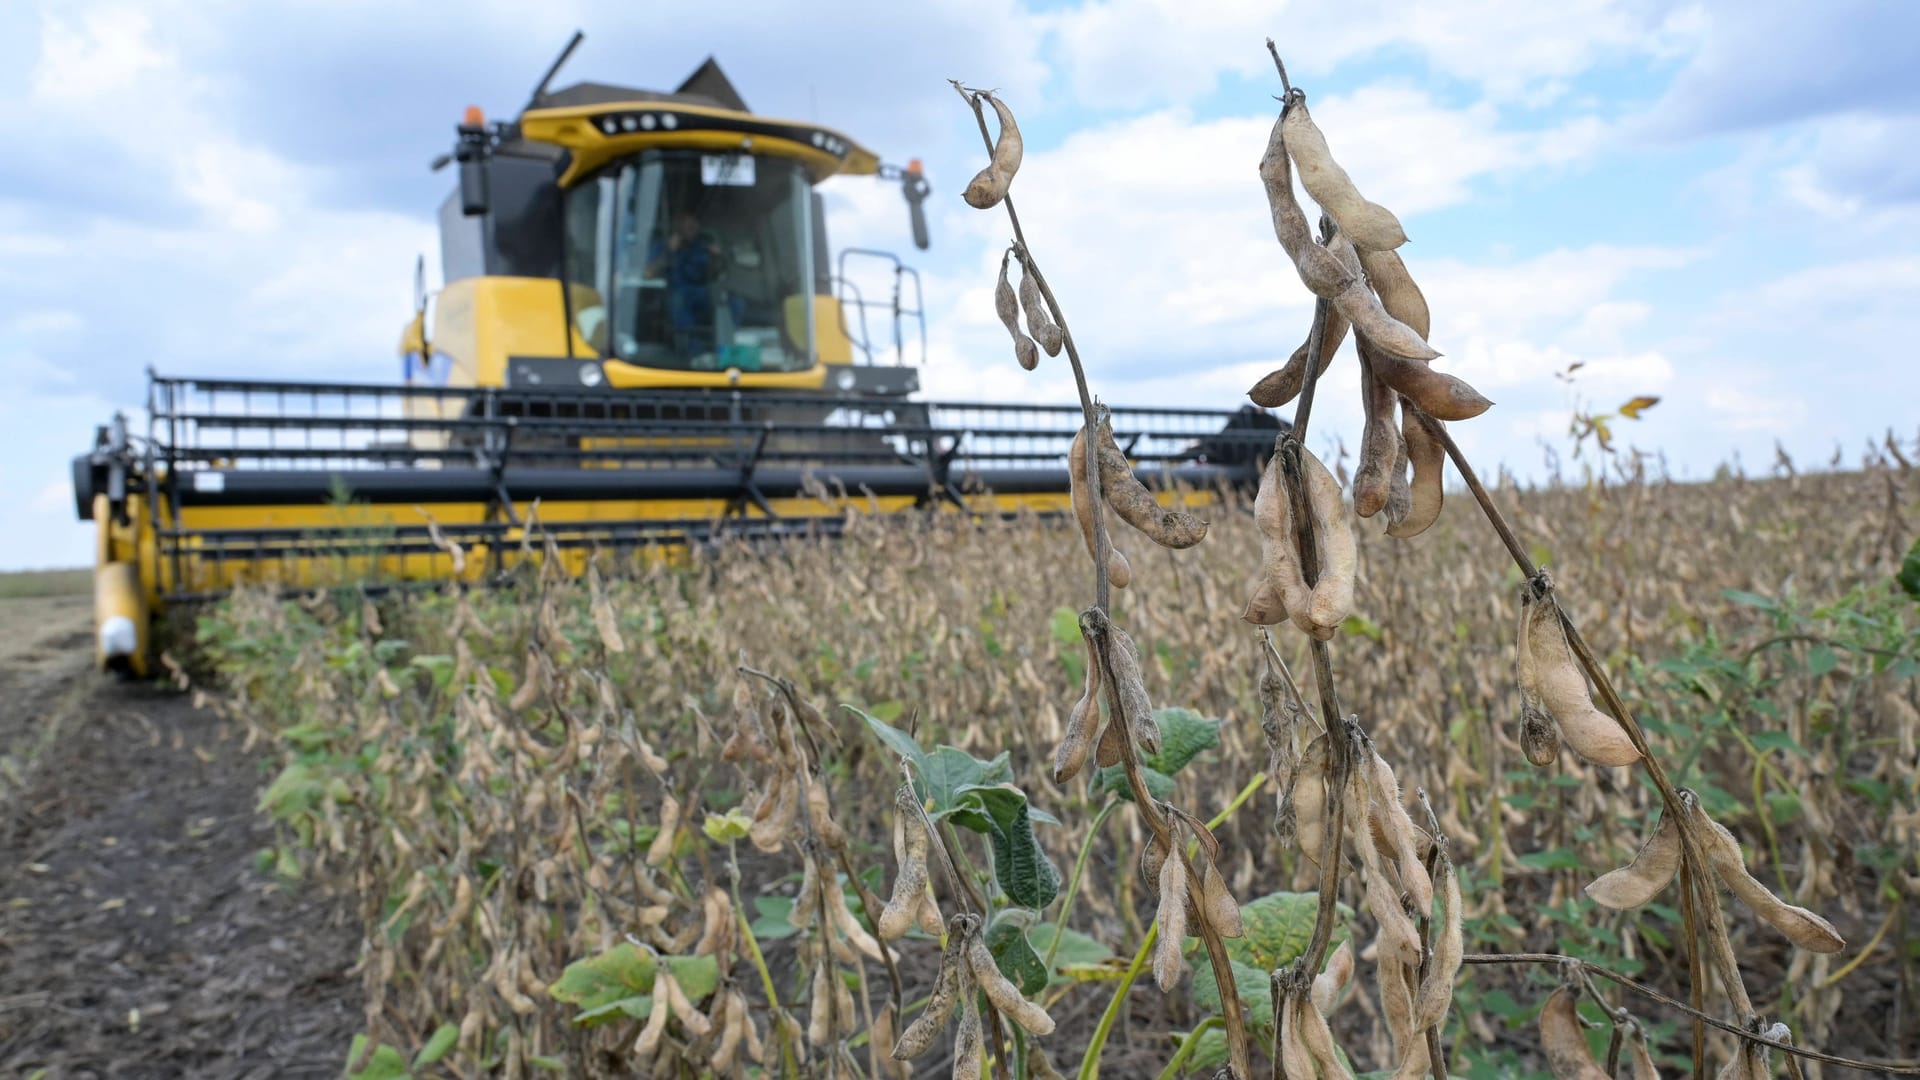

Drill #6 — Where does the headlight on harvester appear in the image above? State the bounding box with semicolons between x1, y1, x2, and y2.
835;368;857;392
579;363;604;387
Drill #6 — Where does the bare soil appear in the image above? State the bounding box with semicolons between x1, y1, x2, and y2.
0;595;363;1079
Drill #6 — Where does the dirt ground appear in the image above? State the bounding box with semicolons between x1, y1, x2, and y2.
0;593;363;1079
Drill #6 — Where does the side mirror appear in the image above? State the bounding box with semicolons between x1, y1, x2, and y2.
458;156;489;217
901;167;931;251
455;120;491;217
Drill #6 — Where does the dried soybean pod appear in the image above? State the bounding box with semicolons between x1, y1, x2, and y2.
1301;447;1356;632
710;990;746;1070
661;970;712;1037
1315;220;1437;364
1068;425;1131;588
1017;258;1064;357
995;250;1039;371
1152;841;1191;992
1095;718;1125;767
1515;593;1561;765
1245;449;1313;629
1525;596;1640;767
790;850;821;930
1539;987;1612;1080
1106;623;1160;755
1140;831;1168;886
832;971;855;1034
1095;418;1208;548
827;879;888;962
647;794;680;867
1358;247;1430;335
1387;401;1446;538
952;984;984;1080
1197;853;1244;938
962;92;1022;210
806;960;834;1045
1414;853;1463;1031
1353;342;1400;518
750;774;798;852
693;887;733;958
1521;708;1561;768
588;564;624;653
1379;956;1422;1069
634;974;673;1056
1352;813;1422;970
806;778;846;850
1369;348;1491;421
1347;250;1485;414
1367;751;1433;914
965;930;1057;1035
1055;626;1104;783
915;892;944;937
1280;999;1318;1080
1296;990;1354;1079
1259;112;1356;298
1310;938;1355;1015
1293;735;1330;867
1627;1026;1663;1080
1248;304;1347;409
508;646;541;711
1384;425;1411;528
1281;96;1409;252
893;926;967;1059
879;790;933;940
1694;806;1846;952
1585;809;1682;909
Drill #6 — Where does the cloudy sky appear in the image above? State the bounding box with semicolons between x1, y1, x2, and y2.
2;1;1916;569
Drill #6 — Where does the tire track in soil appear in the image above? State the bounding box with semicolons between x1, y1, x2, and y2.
0;597;363;1079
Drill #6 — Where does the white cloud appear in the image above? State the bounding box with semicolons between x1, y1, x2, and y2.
1044;0;1697;107
1705;386;1804;432
29;5;175;105
3;308;82;335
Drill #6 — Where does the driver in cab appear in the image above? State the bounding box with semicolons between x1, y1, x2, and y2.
646;209;735;356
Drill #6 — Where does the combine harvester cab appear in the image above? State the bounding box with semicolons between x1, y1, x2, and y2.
70;34;1283;675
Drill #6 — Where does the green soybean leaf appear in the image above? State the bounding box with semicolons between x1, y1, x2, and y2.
1899;535;1920;599
346;1043;410;1080
849;707;928;774
1049;606;1084;645
413;1024;459;1067
1229;891;1344;971
1146;707;1223;775
1189;957;1272;1026
924;748;997;829
985;912;1049;996
549;944;717;1025
957;784;1060;909
1025;924;1116;983
1094;762;1177;802
1182;1027;1230;1072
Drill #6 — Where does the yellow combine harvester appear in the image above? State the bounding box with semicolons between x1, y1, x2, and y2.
71;33;1279;674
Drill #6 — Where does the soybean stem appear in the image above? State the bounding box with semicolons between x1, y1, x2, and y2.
1423;414;1753;1019
957;81;1257;1077
952;82;1111;616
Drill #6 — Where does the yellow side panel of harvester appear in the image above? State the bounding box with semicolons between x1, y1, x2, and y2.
420;276;599;392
